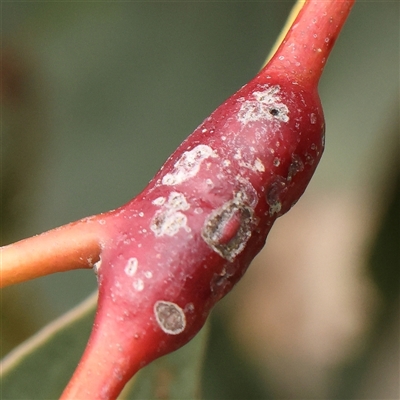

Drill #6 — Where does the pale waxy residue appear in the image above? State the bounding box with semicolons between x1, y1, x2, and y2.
152;197;165;206
238;157;265;173
133;278;144;291
154;300;186;335
234;149;265;173
93;256;102;275
124;257;138;277
150;192;191;237
254;158;265;172
206;178;214;188
237;85;289;125
162;144;217;186
305;153;315;166
310;113;317;124
144;271;153;279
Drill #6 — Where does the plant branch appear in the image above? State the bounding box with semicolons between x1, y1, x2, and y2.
2;1;356;399
0;216;108;288
60;1;355;399
264;0;354;86
60;300;144;400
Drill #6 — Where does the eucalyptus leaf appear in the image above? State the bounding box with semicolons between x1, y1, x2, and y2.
123;323;209;400
1;291;209;400
0;292;97;399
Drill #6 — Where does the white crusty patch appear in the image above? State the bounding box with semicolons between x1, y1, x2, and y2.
124;257;138;277
133;278;144;291
237;85;289;124
152;196;165;206
150;192;191;237
254;158;265;172
162;144;217;186
310;112;317;124
238;157;265;173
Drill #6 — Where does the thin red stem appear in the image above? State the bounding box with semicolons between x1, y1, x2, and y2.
60;307;144;400
265;0;355;86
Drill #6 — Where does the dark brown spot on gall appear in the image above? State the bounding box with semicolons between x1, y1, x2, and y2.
266;177;287;216
210;267;233;297
287;154;304;181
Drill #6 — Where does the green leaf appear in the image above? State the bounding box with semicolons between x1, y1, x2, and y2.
0;293;97;399
123;323;209;400
1;291;210;400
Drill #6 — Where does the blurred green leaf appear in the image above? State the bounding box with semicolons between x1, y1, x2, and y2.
1;292;209;400
124;324;209;400
201;315;271;400
0;293;97;399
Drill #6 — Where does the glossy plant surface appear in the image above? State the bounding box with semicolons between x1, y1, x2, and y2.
61;1;355;398
0;1;355;399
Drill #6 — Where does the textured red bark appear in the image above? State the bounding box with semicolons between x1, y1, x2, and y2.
61;1;355;398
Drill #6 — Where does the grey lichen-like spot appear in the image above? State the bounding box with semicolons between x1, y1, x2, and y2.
202;191;256;262
154;301;186;335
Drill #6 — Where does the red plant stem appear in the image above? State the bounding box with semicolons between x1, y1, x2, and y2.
60;305;143;399
266;0;354;86
0;216;106;288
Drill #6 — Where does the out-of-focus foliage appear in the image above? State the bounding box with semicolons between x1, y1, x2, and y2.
1;1;399;398
127;324;208;400
1;295;96;399
1;293;208;400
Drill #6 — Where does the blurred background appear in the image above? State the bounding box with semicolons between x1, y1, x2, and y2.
2;1;399;399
